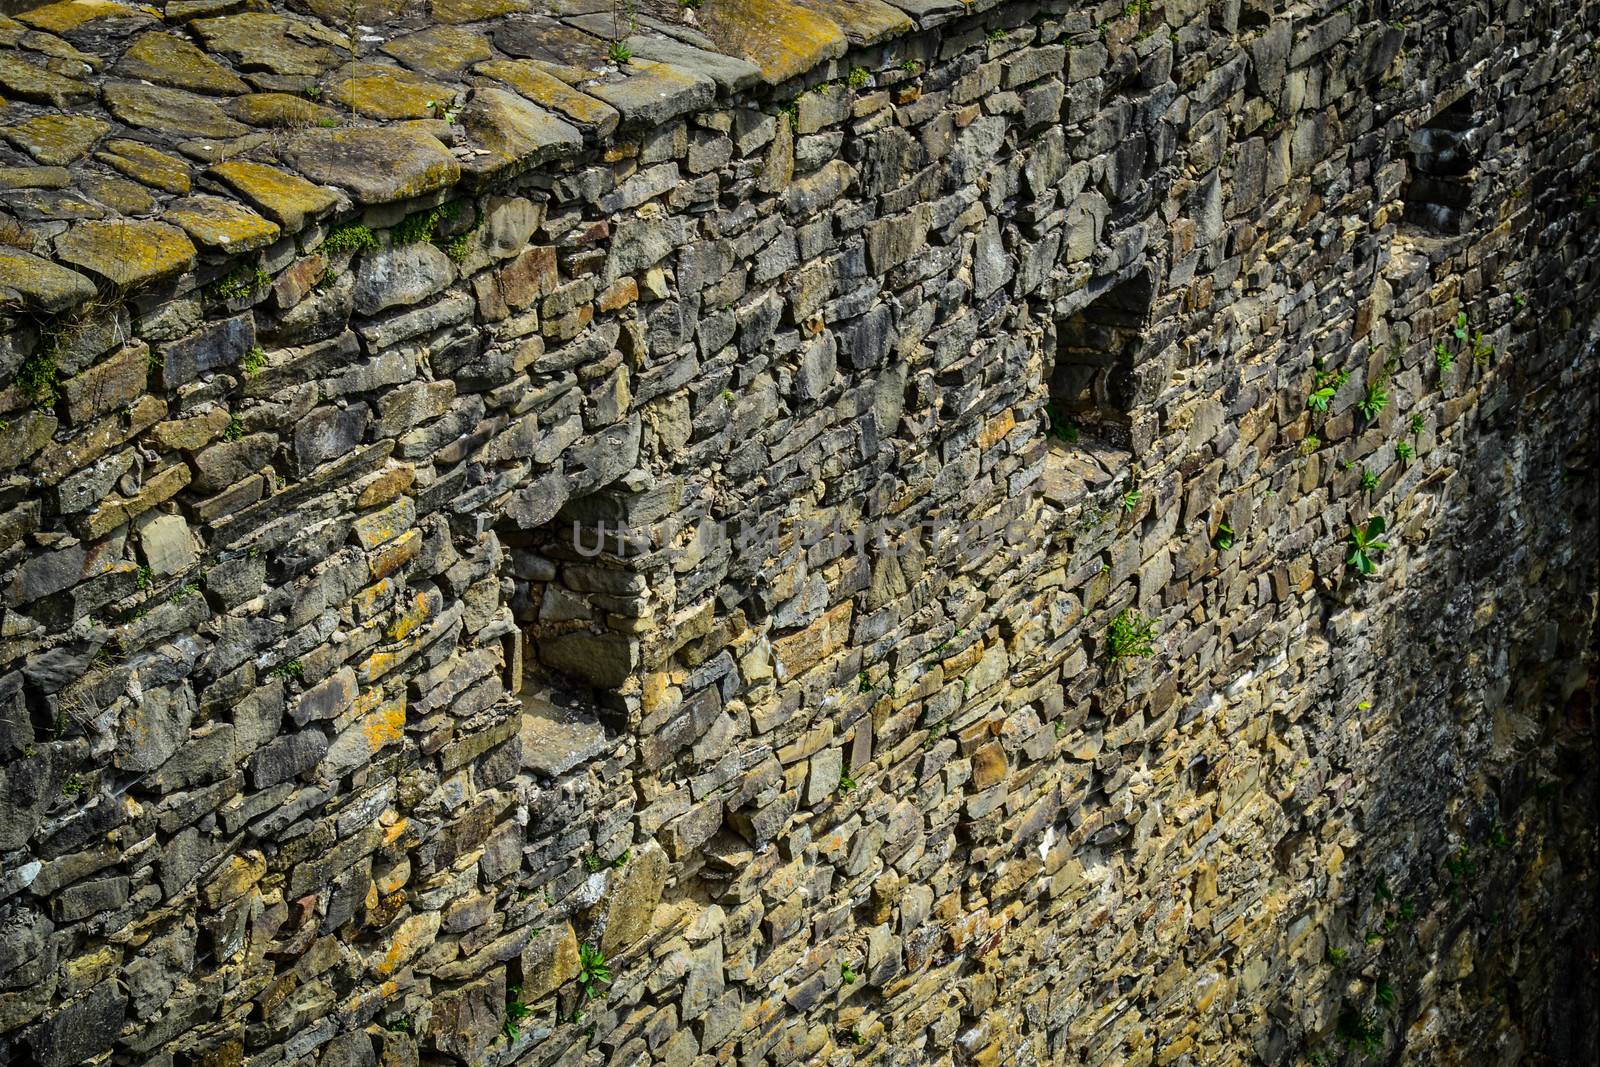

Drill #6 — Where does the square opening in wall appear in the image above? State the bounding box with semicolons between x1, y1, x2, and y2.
1401;95;1483;235
1043;270;1156;503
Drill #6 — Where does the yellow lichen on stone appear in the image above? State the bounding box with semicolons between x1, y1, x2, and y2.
696;0;849;85
229;92;344;129
793;0;913;46
474;58;620;135
3;114;110;166
381;25;494;79
115;30;250;96
54;218;197;290
327;62;457;121
16;0;152;35
164;195;281;252
431;0;530;23
95;138;192;194
208;160;340;232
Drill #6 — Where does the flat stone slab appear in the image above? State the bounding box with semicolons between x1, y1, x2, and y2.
518;693;609;777
102;80;251;141
473;58;621;137
114;31;250;95
281;126;461;205
2;114;110;166
163;195;280;253
458;87;582;179
327;62;458;121
618;33;763;93
208;160;340;231
0;248;97;313
54;219;197;289
584;59;718;128
696;0;849;86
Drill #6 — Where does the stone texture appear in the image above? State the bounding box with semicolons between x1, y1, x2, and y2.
0;6;1596;1067
53;220;197;289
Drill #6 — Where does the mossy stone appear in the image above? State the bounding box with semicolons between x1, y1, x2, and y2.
164;195;281;253
2;114;110;166
228;92;344;129
0;248;96;313
381;25;494;79
208;160;340;232
114;31;251;96
95;139;193;194
16;0;152;35
0;52;93;107
281;126;460;205
190;12;350;77
327;62;456;121
79;173;158;216
102;80;251;140
474;58;621;137
55;219;198;290
696;0;850;85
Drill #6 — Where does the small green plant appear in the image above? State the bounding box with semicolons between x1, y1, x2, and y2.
720;388;736;403
840;961;856;985
612;849;631;869
680;0;702;7
208;266;268;300
901;58;919;74
1120;490;1141;513
1105;609;1156;664
1337;1008;1384;1054
986;28;1006;42
317;117;339;128
1408;413;1424;435
1375;979;1397;1009
61;774;83;796
608;39;632;64
385;1017;412;1034
503;985;530;1040
1306;367;1349;413
576;944;611;1005
1123;0;1151;16
1359;467;1379;491
267;659;303;679
838;773;856;794
1046;401;1080;443
444;230;473;262
1433;341;1455;375
1327;945;1348;965
847;66;869;89
1395;440;1414;462
1512;292;1526;309
848;1028;865;1046
583;853;604;873
135;565;154;591
1300;434;1322;455
856;671;871;694
1345;516;1389;576
16;347;60;409
1212;521;1235;551
322;222;378;256
394;205;446;245
304;85;321;100
1357;382;1388;420
223;414;245;441
239;346;267;377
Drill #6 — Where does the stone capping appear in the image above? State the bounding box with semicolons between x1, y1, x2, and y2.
0;0;1022;316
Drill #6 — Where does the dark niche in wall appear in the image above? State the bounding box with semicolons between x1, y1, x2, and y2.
495;501;640;774
1402;95;1484;235
1043;270;1156;503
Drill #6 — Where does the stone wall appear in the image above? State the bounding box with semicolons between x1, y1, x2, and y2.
2;1;1598;1066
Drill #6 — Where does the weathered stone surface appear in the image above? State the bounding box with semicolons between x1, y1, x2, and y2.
54;220;197;289
208;161;340;232
95;139;192;194
326;62;456;120
473;59;621;136
3;114;109;166
102;80;250;140
281;127;461;204
458;87;583;175
352;243;454;316
585;59;717;128
114;31;250;95
164;195;280;253
696;0;848;85
0;248;96;312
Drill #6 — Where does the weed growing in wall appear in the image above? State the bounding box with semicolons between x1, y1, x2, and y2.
1346;517;1389;576
1306;366;1349;413
502;985;530;1040
576;944;611;1009
1106;609;1156;663
322;223;378;256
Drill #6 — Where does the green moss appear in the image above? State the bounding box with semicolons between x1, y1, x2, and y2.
322;222;378;256
207;265;270;301
240;346;267;377
16;345;60;409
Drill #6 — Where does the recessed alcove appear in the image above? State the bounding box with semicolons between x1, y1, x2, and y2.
1401;95;1483;235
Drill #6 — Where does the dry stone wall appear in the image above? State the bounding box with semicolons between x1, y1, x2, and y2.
2;1;1598;1066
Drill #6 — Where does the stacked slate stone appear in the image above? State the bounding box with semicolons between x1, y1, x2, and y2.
2;1;1598;1066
